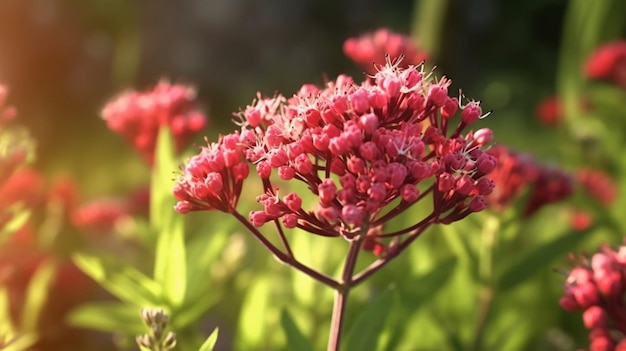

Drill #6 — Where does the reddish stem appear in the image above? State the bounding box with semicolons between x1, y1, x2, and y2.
231;210;340;289
327;236;364;351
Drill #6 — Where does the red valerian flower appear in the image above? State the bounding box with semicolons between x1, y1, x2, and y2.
584;41;626;90
101;80;208;165
343;28;429;75
576;168;618;207
175;59;495;257
560;243;626;350
535;96;563;126
484;145;572;217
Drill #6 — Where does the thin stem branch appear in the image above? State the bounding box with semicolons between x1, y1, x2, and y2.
327;236;364;351
352;221;434;287
231;210;340;289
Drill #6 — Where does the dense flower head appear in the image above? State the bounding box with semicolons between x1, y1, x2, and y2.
175;59;496;253
576;168;618;207
584;41;626;90
560;244;626;350
101;80;208;165
343;28;429;75
485;145;573;216
173;132;250;213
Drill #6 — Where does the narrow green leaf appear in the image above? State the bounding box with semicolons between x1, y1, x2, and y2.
73;252;162;306
151;126;188;308
280;309;314;351
344;286;396;351
172;289;218;330
400;256;457;311
0;206;30;244
20;260;56;331
235;276;271;350
497;229;589;292
198;328;219;351
67;302;145;335
154;213;187;308
150;126;178;232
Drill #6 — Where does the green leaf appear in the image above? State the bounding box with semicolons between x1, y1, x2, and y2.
172;289;217;330
150;126;178;232
400;256;457;311
151;126;188;309
383;257;458;351
73;252;162;306
235;276;272;350
280;309;314;351
497;229;589;292
198;328;219;351
343;286;396;351
67;302;145;335
154;213;187;308
20;260;56;331
0;205;30;244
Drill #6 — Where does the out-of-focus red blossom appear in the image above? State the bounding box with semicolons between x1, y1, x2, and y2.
485;145;538;211
0;84;17;125
485;145;572;216
0;167;46;209
535;96;562;125
560;243;626;350
570;208;593;232
72;199;130;234
0;225;95;351
343;28;429;75
576;168;618;206
101;80;208;165
174;59;495;256
584;41;626;90
523;166;574;217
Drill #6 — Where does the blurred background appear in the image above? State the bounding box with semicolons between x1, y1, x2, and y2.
0;0;568;197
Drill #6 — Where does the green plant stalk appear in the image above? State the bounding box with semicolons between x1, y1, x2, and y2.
412;0;449;62
472;214;500;351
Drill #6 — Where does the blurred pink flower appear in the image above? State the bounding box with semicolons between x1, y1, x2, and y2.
102;80;208;165
343;28;429;75
576;168;618;206
584;41;626;90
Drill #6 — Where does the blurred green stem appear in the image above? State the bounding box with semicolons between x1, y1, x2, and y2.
412;0;449;62
472;214;499;351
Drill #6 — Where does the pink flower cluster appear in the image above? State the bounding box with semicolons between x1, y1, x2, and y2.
101;81;207;165
584;41;626;90
577;168;618;207
560;245;626;351
343;28;429;75
484;145;573;216
174;59;496;255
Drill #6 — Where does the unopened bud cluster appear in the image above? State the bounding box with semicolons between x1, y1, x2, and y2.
559;245;626;351
174;59;496;256
136;308;177;351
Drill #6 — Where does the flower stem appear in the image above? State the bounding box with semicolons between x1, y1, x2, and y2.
327;235;364;351
231;210;340;289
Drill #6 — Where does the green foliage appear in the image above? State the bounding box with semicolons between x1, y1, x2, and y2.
198;328;219;351
344;287;396;351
